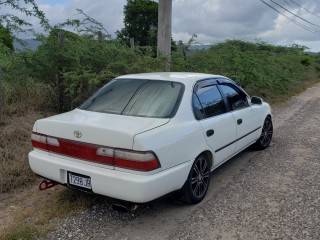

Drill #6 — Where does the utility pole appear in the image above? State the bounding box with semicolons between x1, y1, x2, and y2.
157;0;172;71
97;31;103;42
130;38;135;49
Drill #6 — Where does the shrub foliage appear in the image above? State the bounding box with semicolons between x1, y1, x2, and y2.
1;35;320;113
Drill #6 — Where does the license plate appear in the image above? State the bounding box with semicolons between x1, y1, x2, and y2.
68;172;92;190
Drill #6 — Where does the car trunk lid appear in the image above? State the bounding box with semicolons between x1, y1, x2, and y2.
35;109;169;149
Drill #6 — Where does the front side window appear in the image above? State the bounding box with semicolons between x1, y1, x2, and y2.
219;85;249;111
80;79;184;118
193;85;227;119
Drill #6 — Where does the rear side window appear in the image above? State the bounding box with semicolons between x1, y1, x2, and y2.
192;93;206;120
193;85;227;119
80;79;184;118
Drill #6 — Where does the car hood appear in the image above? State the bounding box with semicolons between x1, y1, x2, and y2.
34;109;170;149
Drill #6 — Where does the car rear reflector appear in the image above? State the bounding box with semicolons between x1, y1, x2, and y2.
31;132;160;171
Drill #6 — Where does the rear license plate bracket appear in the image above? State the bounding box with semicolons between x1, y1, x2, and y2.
67;171;92;191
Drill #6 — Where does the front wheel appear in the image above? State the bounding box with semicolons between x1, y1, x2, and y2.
182;154;211;204
254;116;273;150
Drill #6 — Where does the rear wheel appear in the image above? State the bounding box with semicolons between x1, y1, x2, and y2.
254;116;273;150
183;154;211;204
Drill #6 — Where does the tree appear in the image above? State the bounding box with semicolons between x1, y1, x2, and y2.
116;0;158;46
0;0;49;34
0;0;48;118
0;23;14;50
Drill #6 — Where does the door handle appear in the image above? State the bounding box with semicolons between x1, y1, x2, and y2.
237;119;243;125
206;129;214;137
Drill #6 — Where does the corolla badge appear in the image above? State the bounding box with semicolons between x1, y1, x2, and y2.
74;130;82;138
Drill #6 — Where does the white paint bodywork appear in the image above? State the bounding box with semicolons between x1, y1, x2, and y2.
28;72;272;203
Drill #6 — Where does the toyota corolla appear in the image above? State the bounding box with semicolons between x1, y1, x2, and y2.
29;72;273;204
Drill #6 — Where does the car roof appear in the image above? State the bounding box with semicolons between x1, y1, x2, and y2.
116;72;232;88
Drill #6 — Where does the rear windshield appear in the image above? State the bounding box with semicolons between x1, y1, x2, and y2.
80;79;184;118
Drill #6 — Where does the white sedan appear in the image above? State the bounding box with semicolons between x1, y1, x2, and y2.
29;72;273;204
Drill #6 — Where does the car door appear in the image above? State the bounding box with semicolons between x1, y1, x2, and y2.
218;83;261;153
193;81;237;168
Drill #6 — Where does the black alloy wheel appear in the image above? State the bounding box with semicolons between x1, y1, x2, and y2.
183;154;211;204
255;116;273;150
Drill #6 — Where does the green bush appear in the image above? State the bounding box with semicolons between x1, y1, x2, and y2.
2;38;320;112
173;40;318;98
300;55;312;66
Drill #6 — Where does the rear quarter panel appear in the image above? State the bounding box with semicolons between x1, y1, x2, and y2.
133;120;210;170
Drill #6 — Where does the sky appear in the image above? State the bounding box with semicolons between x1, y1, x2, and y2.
1;0;320;52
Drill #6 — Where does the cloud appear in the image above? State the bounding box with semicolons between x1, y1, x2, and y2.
2;0;320;51
172;0;277;41
33;0;126;37
172;0;320;51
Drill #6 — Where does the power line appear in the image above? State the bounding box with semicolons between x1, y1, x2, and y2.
259;0;320;35
283;0;295;9
270;0;320;28
287;0;320;20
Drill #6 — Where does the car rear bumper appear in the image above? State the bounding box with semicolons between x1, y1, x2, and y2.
28;150;192;203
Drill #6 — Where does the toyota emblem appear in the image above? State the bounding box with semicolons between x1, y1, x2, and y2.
74;130;82;138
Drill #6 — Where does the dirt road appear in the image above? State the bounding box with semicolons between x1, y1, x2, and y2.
46;83;319;240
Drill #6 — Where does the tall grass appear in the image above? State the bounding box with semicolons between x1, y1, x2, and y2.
0;111;44;193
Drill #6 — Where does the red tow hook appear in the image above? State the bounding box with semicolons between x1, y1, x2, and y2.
38;179;57;191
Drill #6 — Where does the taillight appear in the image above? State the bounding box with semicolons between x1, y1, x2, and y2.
31;132;59;151
31;132;160;171
114;150;160;171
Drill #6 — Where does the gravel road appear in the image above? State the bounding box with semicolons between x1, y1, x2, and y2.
47;83;320;240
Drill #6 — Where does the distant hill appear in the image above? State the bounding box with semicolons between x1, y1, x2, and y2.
189;44;211;51
305;52;319;56
13;40;317;55
13;40;211;52
13;39;41;51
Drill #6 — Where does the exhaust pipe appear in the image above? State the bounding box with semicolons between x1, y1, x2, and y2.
39;179;57;191
112;201;139;213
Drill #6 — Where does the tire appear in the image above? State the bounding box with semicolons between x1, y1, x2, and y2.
254;116;273;150
183;154;211;204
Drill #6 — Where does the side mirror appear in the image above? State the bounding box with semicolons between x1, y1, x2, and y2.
251;96;263;105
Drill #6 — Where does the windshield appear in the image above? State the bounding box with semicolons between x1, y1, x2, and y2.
80;79;184;118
